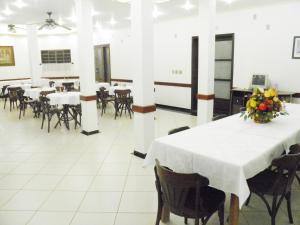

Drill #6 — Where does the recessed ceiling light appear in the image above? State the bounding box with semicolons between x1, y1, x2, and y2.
2;6;14;16
153;5;163;18
181;0;194;11
13;0;27;9
222;0;237;4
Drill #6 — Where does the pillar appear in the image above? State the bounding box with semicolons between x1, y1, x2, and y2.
26;25;41;86
131;0;155;157
75;0;99;135
197;0;216;124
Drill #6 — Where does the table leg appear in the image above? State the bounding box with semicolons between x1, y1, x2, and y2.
229;194;239;225
161;206;170;223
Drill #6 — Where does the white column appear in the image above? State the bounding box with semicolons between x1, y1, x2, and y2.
197;0;216;124
131;0;155;157
26;25;41;86
75;0;99;135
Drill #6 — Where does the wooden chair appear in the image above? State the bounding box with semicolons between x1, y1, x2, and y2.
1;85;9;109
7;87;21;111
289;144;300;185
97;87;115;116
154;159;225;225
70;104;82;129
39;96;62;133
114;89;132;119
62;82;75;92
245;149;300;225
168;126;190;135
49;81;55;87
17;89;36;119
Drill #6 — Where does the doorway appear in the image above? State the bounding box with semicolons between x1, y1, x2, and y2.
191;36;199;116
190;34;234;116
94;45;111;83
214;34;234;115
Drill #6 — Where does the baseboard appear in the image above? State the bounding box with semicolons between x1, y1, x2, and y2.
156;104;192;114
81;130;100;136
133;151;147;159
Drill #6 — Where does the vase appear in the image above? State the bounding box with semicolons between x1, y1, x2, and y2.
254;117;271;124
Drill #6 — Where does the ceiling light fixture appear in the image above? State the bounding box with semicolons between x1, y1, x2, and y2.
13;0;27;9
181;0;194;11
109;17;117;26
2;6;14;16
153;5;163;19
222;0;237;4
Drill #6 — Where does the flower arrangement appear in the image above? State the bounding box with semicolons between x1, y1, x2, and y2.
241;88;287;123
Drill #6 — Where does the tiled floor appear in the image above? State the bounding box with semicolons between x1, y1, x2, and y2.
0;102;299;225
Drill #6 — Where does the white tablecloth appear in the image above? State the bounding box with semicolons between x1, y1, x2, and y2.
24;87;56;100
53;79;80;87
95;82;110;91
144;103;300;208
108;86;133;96
47;92;81;105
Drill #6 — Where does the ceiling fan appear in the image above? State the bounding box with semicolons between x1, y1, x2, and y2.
8;24;25;33
38;12;71;30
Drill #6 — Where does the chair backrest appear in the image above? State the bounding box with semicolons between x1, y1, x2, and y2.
8;87;21;99
154;159;209;217
62;82;75;92
49;81;55;87
99;87;109;100
40;90;55;97
16;89;25;102
39;96;51;112
1;85;9;95
168;126;190;135
271;151;300;195
115;89;131;102
113;83;118;86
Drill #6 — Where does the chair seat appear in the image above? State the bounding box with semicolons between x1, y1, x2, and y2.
185;186;226;215
247;169;288;195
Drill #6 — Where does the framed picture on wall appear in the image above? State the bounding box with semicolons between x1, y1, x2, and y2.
0;46;15;66
292;36;300;59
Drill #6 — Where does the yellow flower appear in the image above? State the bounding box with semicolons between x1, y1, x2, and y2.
273;97;279;102
264;90;270;98
269;88;277;97
249;99;257;108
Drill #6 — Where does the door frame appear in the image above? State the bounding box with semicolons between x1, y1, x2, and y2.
94;44;111;83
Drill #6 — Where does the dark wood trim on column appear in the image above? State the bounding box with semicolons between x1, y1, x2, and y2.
132;151;147;159
111;78;133;83
132;105;156;113
0;77;31;82
81;130;100;136
80;95;97;101
154;81;192;88
197;94;215;100
41;76;79;79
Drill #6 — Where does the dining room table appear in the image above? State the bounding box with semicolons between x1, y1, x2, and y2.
144;103;300;225
47;91;81;129
24;87;56;100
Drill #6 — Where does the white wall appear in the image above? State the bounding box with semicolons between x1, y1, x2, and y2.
0;35;30;80
1;1;300;108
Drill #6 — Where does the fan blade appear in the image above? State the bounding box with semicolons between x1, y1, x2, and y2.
54;22;71;30
38;24;47;30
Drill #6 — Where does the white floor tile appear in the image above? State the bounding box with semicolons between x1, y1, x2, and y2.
27;212;74;225
79;192;122;212
1;190;50;211
40;191;85;211
118;192;157;213
71;212;115;225
89;176;126;191
23;175;62;190
56;176;93;191
0;174;33;189
0;211;34;225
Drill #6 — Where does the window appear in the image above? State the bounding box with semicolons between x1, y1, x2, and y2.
41;49;71;64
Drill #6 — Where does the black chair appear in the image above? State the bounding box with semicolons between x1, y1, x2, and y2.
49;81;55;87
62;82;75;92
245;149;300;225
0;85;9;109
154;159;225;225
114;89;132;119
289;144;300;185
70;104;82;129
97;87;115;116
7;87;21;111
39;96;62;133
17;89;36;119
168;126;190;135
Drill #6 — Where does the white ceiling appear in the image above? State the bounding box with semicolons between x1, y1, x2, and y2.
0;0;296;30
